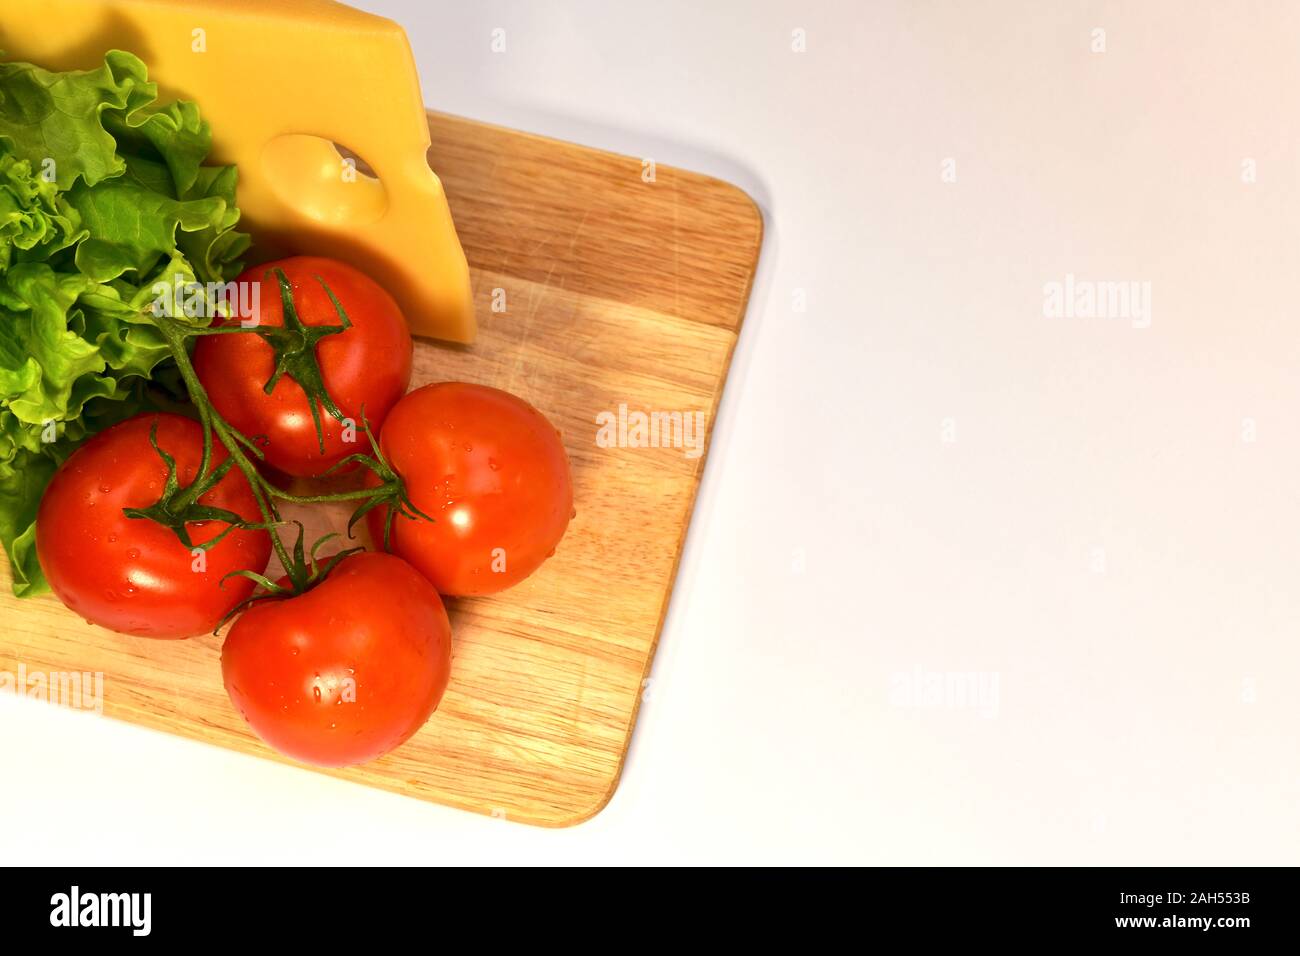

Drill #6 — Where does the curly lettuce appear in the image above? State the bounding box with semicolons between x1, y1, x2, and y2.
0;50;248;596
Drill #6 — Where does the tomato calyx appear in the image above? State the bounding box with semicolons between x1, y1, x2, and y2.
321;411;433;550
247;268;353;455
122;419;270;551
217;522;364;630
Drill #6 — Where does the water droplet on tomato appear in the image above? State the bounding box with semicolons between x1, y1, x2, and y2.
313;686;322;703
488;458;500;471
126;548;140;559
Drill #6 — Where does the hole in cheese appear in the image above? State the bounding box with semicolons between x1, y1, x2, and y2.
261;134;388;227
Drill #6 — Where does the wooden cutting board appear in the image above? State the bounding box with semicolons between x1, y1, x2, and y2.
0;112;762;826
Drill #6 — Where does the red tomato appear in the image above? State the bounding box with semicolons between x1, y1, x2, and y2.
35;413;271;639
221;552;451;767
366;382;574;596
193;256;413;478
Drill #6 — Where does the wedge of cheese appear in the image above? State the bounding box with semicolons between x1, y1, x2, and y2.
0;0;476;342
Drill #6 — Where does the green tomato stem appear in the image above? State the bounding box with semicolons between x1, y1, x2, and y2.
146;291;424;601
154;317;297;577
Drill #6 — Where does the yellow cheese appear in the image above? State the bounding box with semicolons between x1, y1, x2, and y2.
0;0;476;342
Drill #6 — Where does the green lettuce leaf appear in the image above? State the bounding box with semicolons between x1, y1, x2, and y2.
0;50;248;596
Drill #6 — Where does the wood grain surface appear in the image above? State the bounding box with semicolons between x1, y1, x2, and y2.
0;111;763;826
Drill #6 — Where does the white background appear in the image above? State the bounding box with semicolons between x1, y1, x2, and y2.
4;0;1299;864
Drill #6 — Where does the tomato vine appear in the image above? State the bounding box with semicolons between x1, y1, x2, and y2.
134;271;429;599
